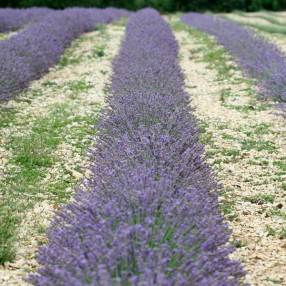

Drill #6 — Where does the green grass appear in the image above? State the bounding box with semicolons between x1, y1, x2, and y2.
67;79;93;94
220;89;235;103
248;22;286;35
266;225;276;236
244;194;274;205
199;121;214;145
0;205;20;263
221;133;236;140
172;19;265;116
267;208;286;220
220;197;237;221
266;225;286;239
223;100;272;113
279;228;286;239
194;34;235;80
92;45;105;58
231;239;246;248
248;158;269;166
274;160;286;172
241;139;277;152
265;277;283;284
252;123;271;135
0;102;101;264
220;199;235;215
112;17;128;28
0;106;18;128
0;21;114;264
58;26;108;69
172;15;282;120
59;53;82;68
0;33;11;41
94;23;107;33
225;12;286;35
243;123;272;138
254;13;286;27
42;80;58;89
233;11;284;25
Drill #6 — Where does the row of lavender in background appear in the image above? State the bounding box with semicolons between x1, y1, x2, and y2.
0;8;128;101
182;13;286;102
0;8;52;32
29;9;245;286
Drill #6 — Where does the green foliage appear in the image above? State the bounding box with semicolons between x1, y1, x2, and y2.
1;0;286;11
247;0;283;11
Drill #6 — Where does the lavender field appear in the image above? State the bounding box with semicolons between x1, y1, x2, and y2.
0;7;286;286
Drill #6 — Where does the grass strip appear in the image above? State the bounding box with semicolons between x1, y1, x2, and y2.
0;20;123;265
0;102;101;263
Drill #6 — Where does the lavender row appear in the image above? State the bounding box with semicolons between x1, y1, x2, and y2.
30;9;245;286
182;13;286;102
0;8;129;101
0;8;52;32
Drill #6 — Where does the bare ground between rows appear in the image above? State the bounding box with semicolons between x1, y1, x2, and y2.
222;13;286;54
173;19;286;286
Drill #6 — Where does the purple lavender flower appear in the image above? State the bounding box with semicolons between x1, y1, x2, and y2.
0;8;52;32
182;13;286;102
29;9;245;286
0;8;129;101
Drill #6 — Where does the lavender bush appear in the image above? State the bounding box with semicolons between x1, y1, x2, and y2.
29;9;245;286
182;13;286;102
0;8;52;33
0;8;128;101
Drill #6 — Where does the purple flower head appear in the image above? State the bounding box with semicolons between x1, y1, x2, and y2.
29;9;245;286
0;8;129;101
182;13;286;102
0;8;52;32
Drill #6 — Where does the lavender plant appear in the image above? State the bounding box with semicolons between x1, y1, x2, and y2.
182;13;286;102
0;8;129;101
29;9;245;286
0;8;52;32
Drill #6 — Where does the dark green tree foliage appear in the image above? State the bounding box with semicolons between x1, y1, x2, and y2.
1;0;286;11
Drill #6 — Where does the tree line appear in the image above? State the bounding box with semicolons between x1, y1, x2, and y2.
1;0;286;12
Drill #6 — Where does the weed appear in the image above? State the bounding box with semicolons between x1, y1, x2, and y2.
67;79;93;94
266;225;276;236
0;107;17;128
92;46;105;58
279;228;286;239
274;161;286;172
241;139;276;152
244;194;274;205
0;102;101;263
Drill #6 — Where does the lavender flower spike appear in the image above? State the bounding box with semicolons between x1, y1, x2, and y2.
30;9;245;286
182;12;286;102
0;8;52;33
0;8;129;101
